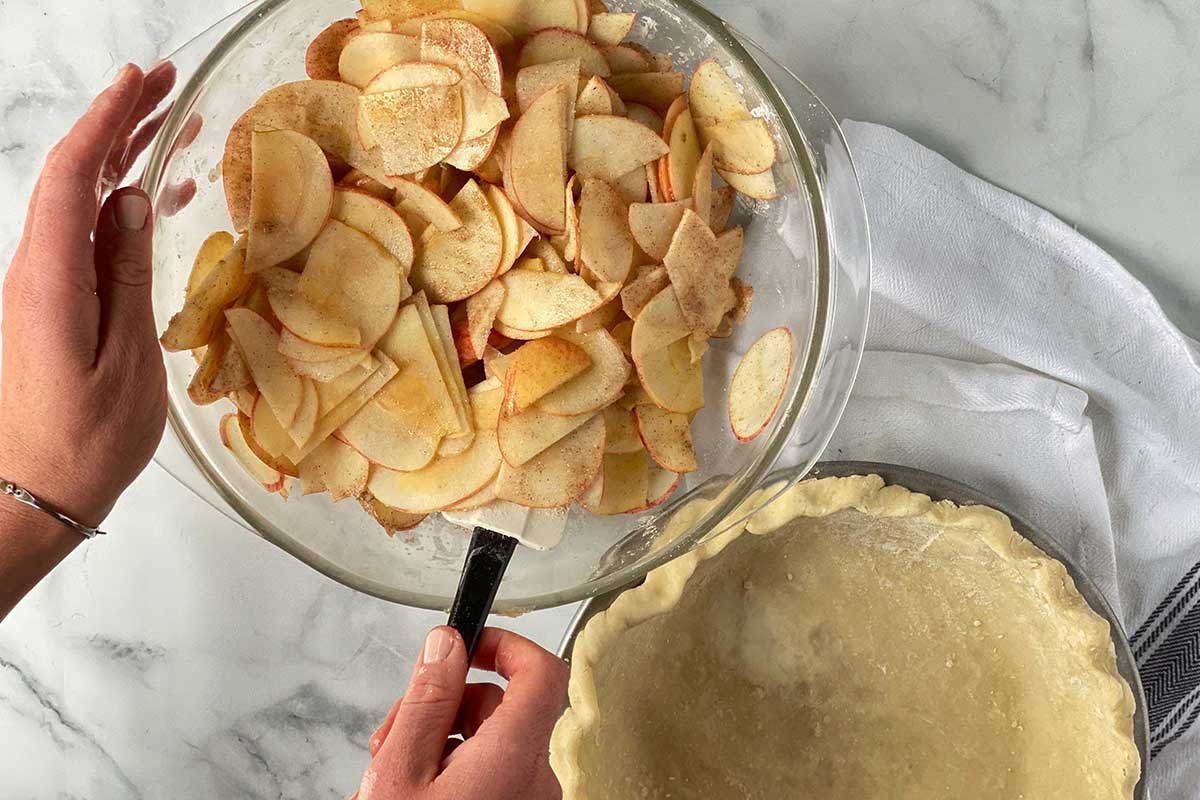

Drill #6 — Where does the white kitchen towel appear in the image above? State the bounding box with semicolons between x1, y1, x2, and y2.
824;120;1200;798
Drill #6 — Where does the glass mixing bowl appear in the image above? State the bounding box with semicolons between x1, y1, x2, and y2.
143;0;871;612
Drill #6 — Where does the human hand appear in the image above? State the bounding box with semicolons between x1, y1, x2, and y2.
355;627;570;800
0;62;176;527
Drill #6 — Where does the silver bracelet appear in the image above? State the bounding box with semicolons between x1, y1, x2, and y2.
0;478;105;539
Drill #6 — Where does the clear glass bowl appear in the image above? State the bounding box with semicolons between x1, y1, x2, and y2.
142;0;871;612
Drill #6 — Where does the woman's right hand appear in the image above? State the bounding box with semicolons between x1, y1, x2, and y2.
354;627;569;800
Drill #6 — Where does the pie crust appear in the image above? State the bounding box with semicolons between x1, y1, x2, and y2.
551;475;1140;799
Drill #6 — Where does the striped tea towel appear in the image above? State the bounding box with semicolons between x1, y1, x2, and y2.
816;121;1200;798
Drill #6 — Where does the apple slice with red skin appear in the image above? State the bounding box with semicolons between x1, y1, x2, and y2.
620;266;670;319
186;231;236;298
358;491;427;536
634;403;697;473
289;350;371;382
392;178;464;232
628;200;686;261
221;413;286;493
411;180;504;302
297;436;370;500
338;395;440;472
306;18;359;81
358;82;464;177
331;188;414;275
462;0;582;37
337;32;421;88
579;451;648;515
577;178;633;283
729;326;793;442
515;59;580;116
518;28;610;76
286;355;399;463
495;270;602;332
162;241;251;352
240;406;299;478
663;208;736;337
630;464;682;513
246;129;334;272
571;115;668;182
538;328;630;417
602;404;641;454
501;336;592;414
694;116;776;176
374;304;463;441
606;72;683;111
484;184;537;277
603;43;654;73
289;378;320;446
453;280;505;365
278;328;360;363
226;307;303;429
506;85;569;234
587;11;635;46
367;433;502;513
497;404;596;467
495;413;605;507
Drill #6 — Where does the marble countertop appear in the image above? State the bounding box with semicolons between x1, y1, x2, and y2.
0;0;1196;796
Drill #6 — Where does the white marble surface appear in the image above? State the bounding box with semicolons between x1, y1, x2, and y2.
0;0;1197;797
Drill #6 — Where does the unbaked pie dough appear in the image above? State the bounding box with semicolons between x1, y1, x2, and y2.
551;475;1140;799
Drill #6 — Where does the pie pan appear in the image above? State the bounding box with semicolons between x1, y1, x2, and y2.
558;461;1149;799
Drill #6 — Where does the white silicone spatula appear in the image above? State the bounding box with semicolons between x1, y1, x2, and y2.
442;503;568;657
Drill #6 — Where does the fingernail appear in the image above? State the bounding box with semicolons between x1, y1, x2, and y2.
116;193;149;231
111;63;135;87
422;627;454;664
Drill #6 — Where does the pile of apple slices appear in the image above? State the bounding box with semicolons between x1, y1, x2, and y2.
161;0;791;536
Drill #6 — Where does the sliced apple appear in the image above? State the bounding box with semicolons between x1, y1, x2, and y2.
576;178;633;283
493;321;551;341
600;404;639;454
269;290;361;349
231;388;259;417
278;327;358;362
358;83;464;176
506;85;569;233
628;200;686;260
189;328;252;401
470;378;505;429
288;355;400;462
290;378;320;445
429;302;474;432
635;464;682;512
719;166;778;200
163;242;252;352
575;76;617;116
637;337;704;414
634;403;697;473
730;276;754;323
518;29;610;76
307;18;359;81
629;284;690;361
515;59;581;116
358;491;427;536
606;72;683;111
571;115;668;182
245;130;333;272
462;0;582;37
444;479;498;512
646;160;664;203
574;292;621;332
661;101;701;202
375;303;462;439
338;394;439;471
221;414;285;492
340;169;395;201
610;318;633;357
246;397;299;474
395;10;517;50
663;208;735;336
360;0;463;22
418;18;503;88
337;32;421;87
495;413;604;507
314;358;376;417
603;43;653;74
495;270;602;331
290;350;371;382
392;178;464;231
695;116;775;175
225;307;304;429
367;433;502;513
454;279;505;364
587;11;634;46
501;336;591;414
624;102;663;134
691;143;714;226
710;185;736;231
297;436;369;499
331;188;415;275
609;167;646;205
452;74;510;141
410;180;503;302
483;184;536;276
688;59;754;122
729;326;793;442
620;265;670;319
186;231;236;298
223;81;388;232
527;239;570;274
497;404;595;466
580;451;648;515
299;220;403;348
534;329;628;417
